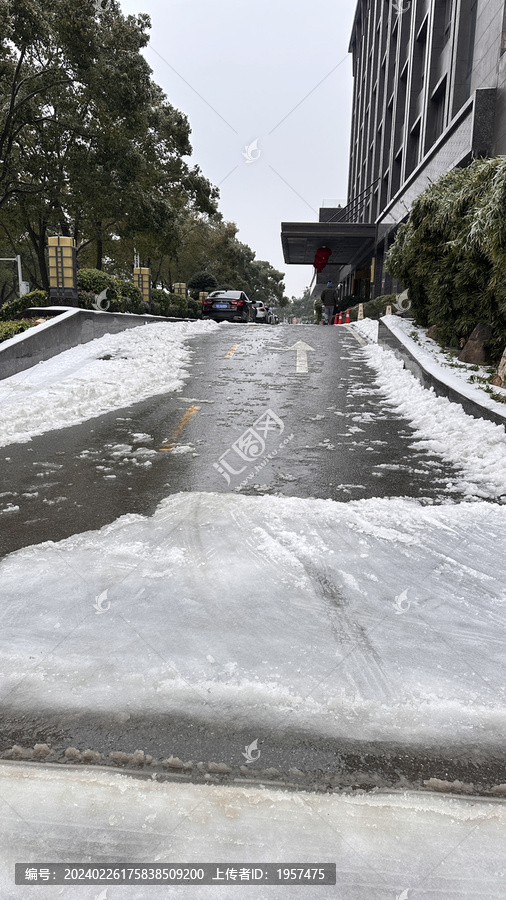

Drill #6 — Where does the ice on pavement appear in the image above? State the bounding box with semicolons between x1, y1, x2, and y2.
1;491;505;747
1;763;505;900
0;320;219;448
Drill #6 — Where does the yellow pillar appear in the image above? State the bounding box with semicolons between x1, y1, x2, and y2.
48;236;78;305
133;267;152;309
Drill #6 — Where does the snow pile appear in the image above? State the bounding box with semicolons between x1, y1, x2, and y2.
1;491;505;746
393;315;505;391
379;315;506;418
361;341;506;499
1;764;505;900
0;320;219;448
351;318;379;342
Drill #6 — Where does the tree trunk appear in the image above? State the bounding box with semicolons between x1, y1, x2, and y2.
37;224;49;291
96;225;103;270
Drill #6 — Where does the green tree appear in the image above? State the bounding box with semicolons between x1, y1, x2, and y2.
290;286;313;319
187;270;218;292
163;211;286;302
0;0;218;289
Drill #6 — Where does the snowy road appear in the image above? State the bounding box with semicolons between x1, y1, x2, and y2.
1;319;506;899
0;322;505;792
0;324;462;557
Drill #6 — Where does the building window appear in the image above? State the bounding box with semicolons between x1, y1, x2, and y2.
464;0;478;97
430;77;447;144
414;20;428;94
443;0;453;45
407;119;421;175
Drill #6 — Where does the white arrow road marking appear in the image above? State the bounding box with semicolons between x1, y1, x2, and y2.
287;340;315;374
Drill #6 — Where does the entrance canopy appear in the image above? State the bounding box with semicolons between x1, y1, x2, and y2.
281;221;376;267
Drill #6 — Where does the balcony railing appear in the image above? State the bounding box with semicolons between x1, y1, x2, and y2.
324;178;380;224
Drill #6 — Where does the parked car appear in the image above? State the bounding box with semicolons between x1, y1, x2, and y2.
253;300;267;323
202;291;255;323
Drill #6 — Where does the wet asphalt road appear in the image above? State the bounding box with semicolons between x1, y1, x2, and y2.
0;324;462;559
3;323;498;795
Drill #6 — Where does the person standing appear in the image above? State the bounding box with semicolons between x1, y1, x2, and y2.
320;282;338;325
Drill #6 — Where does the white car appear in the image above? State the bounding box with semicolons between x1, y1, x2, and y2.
253;301;267;322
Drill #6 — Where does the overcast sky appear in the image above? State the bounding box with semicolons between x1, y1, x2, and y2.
118;0;358;298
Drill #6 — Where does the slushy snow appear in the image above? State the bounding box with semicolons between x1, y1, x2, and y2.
0;320;218;448
351;320;506;499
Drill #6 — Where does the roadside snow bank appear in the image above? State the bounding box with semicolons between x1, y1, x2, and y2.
352;318;379;342
361;341;506;499
0;320;219;448
382;314;506;417
1;764;505;899
1;491;505;746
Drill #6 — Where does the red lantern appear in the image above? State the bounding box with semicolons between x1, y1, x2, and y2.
313;246;331;273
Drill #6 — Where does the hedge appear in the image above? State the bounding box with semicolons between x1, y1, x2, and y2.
385;157;506;362
0;319;38;343
0;270;203;322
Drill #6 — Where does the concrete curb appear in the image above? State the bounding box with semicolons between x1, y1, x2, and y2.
378;318;506;429
0;308;192;381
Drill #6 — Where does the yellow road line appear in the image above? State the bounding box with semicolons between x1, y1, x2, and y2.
224;343;239;358
159;404;200;451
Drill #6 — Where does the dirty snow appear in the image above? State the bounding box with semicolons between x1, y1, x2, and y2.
0;763;505;899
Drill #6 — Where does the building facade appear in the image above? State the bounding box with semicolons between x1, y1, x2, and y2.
281;0;506;300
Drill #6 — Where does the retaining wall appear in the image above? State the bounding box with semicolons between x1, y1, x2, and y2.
0;308;186;380
378;319;506;429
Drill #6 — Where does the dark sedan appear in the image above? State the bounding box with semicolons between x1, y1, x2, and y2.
202;290;255;323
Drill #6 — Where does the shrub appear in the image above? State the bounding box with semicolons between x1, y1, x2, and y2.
165;305;184;318
0;319;37;343
78;290;96;309
0;289;50;321
22;289;50;307
167;292;188;316
346;294;398;321
187;270;218;292
76;270;143;314
187;298;201;319
386;157;506;362
77;268;117;295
